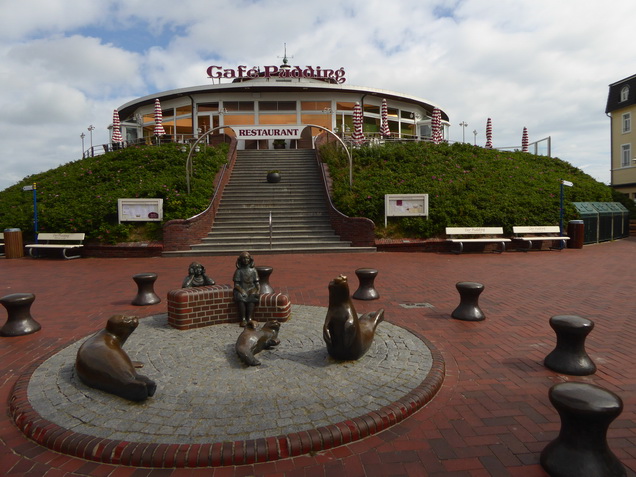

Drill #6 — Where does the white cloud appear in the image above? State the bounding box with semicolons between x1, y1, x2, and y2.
1;0;636;191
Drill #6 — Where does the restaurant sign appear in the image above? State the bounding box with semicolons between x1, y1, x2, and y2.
233;126;302;140
207;65;346;84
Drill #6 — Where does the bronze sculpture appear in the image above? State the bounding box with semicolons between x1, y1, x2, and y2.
323;275;384;361
75;315;156;402
182;261;215;288
235;320;281;366
233;251;260;327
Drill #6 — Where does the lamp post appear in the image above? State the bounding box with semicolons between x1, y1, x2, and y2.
80;132;85;158
459;121;468;143
473;129;477;146
181;144;201;194
88;125;95;156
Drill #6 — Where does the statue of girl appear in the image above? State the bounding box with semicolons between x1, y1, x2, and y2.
233;251;260;326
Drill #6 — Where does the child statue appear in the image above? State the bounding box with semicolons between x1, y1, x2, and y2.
182;261;215;288
233;251;260;327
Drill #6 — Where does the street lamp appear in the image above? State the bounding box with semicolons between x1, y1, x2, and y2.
459;121;468;143
80;132;85;158
473;129;477;146
88;125;95;156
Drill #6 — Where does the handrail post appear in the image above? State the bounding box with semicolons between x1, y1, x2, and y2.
269;211;272;249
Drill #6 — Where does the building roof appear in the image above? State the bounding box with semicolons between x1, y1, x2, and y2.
606;73;636;113
117;77;449;122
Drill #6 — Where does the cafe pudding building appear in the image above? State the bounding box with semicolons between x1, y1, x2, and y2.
115;58;450;149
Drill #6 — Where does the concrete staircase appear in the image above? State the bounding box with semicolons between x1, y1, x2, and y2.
177;149;375;255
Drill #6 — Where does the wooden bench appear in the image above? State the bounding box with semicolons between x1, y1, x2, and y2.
25;233;85;259
446;227;511;254
512;226;569;251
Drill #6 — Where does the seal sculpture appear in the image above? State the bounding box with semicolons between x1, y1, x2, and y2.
75;315;157;402
323;275;384;361
236;320;281;366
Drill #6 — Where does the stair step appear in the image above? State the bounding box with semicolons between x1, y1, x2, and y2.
165;149;370;256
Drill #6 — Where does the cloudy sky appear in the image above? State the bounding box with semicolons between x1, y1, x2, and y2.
0;0;634;192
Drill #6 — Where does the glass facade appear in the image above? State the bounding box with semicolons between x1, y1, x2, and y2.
123;84;447;148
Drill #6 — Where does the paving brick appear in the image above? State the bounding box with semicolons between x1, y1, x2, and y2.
1;243;635;475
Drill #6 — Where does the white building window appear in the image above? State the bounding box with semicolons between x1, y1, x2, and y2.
621;143;631;167
623;112;631;133
621;86;629;102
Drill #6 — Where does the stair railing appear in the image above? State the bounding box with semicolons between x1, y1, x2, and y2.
269;211;273;249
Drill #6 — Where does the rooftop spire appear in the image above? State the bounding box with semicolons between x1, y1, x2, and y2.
278;43;293;68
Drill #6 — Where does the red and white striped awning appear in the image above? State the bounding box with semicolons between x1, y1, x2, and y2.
431;107;442;144
352;102;364;145
522;127;529;152
485;118;492;149
112;109;123;143
380;98;391;138
153;98;166;136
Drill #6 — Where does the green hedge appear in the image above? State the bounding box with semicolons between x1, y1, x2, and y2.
320;141;615;238
0;143;228;243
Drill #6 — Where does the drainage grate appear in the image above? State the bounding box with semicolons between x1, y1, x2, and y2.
400;302;435;309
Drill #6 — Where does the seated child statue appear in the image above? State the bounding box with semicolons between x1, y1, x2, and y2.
182;261;215;288
233;251;260;327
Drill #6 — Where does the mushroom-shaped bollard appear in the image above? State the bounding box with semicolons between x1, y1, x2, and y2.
255;266;274;294
451;282;485;321
0;293;41;336
541;382;626;477
352;268;380;300
544;315;596;376
131;273;161;306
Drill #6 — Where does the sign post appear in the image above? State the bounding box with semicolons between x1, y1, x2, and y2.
22;183;38;242
560;180;573;236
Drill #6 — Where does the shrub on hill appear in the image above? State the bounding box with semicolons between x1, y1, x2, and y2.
320;141;614;238
0;143;228;243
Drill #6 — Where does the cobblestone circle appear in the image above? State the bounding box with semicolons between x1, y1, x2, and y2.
27;305;433;445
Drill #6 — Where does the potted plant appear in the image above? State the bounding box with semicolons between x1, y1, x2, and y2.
273;139;286;149
267;170;281;183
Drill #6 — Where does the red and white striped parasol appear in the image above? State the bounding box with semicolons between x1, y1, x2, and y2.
380;99;391;138
352;102;364;145
431;107;442;144
485;118;492;149
153;98;165;136
111;109;123;143
521;127;529;152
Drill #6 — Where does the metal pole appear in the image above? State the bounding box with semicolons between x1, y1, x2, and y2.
32;183;38;242
559;181;564;235
269;211;272;249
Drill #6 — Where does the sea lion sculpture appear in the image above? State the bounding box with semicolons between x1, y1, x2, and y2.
323;275;384;361
182;261;215;288
235;320;281;366
75;315;156;402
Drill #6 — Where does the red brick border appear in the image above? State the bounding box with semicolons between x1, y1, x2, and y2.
167;286;292;330
10;329;444;468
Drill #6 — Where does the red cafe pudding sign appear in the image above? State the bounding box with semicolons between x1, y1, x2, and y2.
207;65;346;84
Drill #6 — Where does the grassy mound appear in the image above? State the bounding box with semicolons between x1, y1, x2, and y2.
0;143;228;243
320;141;631;238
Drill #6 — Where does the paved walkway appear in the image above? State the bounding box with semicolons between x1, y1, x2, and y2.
1;241;636;476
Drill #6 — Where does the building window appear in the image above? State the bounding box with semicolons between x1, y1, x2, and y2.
621;86;629;102
621;144;631;167
623;113;631;133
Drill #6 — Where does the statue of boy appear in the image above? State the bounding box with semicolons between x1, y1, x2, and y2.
182;261;215;288
233;251;260;327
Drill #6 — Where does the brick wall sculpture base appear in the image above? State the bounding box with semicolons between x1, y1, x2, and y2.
167;285;291;330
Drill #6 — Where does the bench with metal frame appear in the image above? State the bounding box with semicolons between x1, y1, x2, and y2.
445;227;510;254
512;226;569;251
25;233;85;259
